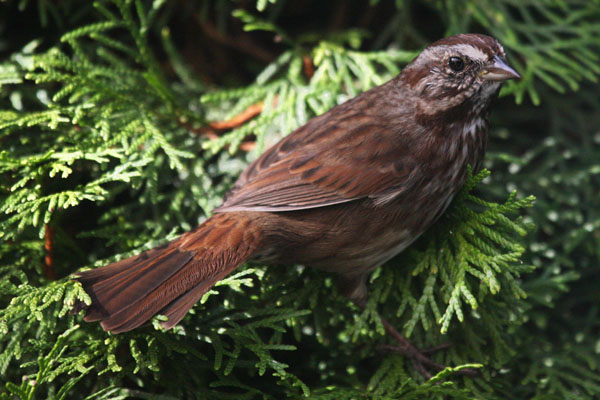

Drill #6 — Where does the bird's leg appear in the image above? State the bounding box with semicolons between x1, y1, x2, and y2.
377;316;445;378
337;274;476;378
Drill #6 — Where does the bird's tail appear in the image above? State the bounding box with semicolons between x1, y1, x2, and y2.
73;212;263;333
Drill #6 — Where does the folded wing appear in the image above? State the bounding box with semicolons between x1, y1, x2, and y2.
215;88;419;213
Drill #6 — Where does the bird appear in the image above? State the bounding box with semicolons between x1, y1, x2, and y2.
73;33;520;375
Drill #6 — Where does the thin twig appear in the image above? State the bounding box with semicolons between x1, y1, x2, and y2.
198;20;275;63
178;102;264;152
44;224;57;280
302;54;315;80
209;102;264;130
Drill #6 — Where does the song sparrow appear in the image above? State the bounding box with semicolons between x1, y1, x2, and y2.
74;33;519;375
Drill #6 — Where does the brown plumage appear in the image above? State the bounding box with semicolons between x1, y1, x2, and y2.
74;34;519;369
75;212;264;332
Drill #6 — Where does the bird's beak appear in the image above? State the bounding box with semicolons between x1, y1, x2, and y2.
480;55;521;81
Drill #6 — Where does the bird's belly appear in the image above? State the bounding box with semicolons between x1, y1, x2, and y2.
257;181;459;274
258;202;417;273
296;223;421;275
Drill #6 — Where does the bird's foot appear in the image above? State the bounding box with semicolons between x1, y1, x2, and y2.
379;317;478;379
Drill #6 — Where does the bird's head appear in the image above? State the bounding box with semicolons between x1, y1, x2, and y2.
401;33;520;117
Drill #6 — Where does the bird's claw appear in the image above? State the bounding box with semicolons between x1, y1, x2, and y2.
378;318;478;379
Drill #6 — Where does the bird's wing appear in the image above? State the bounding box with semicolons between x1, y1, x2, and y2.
215;85;419;213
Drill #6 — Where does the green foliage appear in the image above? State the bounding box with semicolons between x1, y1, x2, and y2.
400;168;534;336
311;358;481;399
485;81;600;399
1;0;598;399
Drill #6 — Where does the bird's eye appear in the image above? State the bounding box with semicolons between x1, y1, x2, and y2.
448;56;465;72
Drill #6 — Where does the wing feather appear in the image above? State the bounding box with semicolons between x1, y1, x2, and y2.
215;80;418;213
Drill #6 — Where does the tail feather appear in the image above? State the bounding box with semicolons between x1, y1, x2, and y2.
73;213;262;333
158;278;219;330
82;249;194;323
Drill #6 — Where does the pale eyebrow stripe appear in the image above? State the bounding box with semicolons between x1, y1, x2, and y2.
449;44;489;61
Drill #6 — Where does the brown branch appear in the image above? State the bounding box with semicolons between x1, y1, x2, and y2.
43;224;57;280
239;141;256;152
198;20;276;63
178;102;264;152
302;54;315;80
209;102;264;130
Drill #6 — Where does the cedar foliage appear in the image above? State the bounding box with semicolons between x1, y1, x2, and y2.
0;1;599;398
